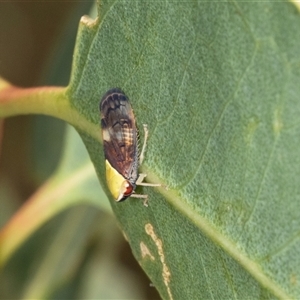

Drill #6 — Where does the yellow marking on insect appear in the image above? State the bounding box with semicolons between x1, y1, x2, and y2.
100;88;161;203
105;159;130;201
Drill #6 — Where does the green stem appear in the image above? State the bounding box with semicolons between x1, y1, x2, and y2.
0;81;100;142
0;84;68;120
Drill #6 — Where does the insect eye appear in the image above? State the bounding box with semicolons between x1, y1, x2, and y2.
124;181;134;197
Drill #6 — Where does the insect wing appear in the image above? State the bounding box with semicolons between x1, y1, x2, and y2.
100;89;139;184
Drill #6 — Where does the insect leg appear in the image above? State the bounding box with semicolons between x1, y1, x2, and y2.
136;173;161;187
139;124;149;165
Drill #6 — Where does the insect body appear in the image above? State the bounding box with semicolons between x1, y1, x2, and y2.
100;88;160;202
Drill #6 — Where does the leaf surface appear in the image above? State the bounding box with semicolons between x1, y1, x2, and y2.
1;0;300;298
66;1;300;298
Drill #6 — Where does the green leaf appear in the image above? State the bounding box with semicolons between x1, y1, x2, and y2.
67;1;300;299
1;0;300;299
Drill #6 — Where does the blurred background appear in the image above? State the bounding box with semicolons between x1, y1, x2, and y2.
0;1;160;299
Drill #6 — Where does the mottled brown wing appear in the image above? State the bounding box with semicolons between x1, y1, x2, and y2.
100;88;139;183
